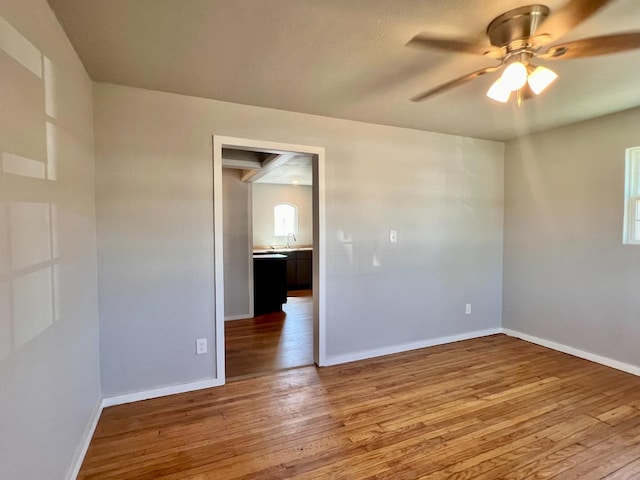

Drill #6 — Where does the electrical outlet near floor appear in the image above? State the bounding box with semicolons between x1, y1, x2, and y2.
465;303;471;315
196;338;207;355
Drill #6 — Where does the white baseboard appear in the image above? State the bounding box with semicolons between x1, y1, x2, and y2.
66;327;640;478
225;314;252;321
324;327;502;366
502;328;640;377
68;377;225;477
103;377;225;407
66;397;103;480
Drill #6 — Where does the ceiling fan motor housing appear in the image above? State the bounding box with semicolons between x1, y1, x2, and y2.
487;5;550;49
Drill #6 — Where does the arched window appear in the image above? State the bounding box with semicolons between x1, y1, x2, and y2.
274;203;297;236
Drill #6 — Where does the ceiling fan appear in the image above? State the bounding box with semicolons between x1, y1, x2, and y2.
408;0;640;104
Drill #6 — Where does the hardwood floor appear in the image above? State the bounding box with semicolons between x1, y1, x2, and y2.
79;335;640;479
225;290;313;378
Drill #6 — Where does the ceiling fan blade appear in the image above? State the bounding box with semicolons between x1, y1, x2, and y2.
539;32;640;59
407;33;494;56
537;0;614;42
411;65;501;102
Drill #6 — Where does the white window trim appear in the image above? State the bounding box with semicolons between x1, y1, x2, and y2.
623;146;640;245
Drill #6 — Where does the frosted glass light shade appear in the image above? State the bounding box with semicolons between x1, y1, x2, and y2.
486;78;511;103
527;65;558;95
501;62;528;91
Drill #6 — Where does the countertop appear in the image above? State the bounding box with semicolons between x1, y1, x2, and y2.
253;246;313;254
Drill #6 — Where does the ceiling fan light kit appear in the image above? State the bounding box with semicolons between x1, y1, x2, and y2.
501;59;529;90
407;0;640;105
527;65;558;94
486;78;512;103
486;55;558;103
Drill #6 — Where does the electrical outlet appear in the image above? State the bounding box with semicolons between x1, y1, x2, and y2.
465;303;471;315
390;230;397;243
196;338;207;355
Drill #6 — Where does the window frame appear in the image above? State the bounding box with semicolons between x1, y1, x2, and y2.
273;203;298;237
623;147;640;245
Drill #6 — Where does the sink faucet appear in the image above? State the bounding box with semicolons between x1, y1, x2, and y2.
286;232;296;248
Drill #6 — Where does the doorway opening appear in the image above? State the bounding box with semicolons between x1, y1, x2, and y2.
225;288;313;378
212;136;326;384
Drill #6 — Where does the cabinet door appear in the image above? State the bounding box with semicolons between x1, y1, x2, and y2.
253;257;287;315
296;256;312;287
286;254;297;289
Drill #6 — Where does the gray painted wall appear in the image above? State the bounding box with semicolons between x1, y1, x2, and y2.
223;168;251;319
94;83;504;397
253;183;313;248
504;106;640;367
0;1;101;479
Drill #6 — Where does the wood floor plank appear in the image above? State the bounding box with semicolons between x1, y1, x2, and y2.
225;290;312;378
602;456;640;479
78;335;640;479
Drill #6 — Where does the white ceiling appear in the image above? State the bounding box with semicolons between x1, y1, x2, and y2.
255;156;313;186
47;0;640;142
222;148;313;186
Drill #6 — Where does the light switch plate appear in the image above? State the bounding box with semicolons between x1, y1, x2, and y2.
390;230;397;243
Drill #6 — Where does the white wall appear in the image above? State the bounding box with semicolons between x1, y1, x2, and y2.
94;82;504;396
504;107;640;368
253;183;312;247
0;1;101;479
223;168;251;319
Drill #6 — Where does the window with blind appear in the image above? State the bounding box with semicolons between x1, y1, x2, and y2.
623;147;640;244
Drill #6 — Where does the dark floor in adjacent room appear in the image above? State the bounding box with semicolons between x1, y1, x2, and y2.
225;289;313;378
